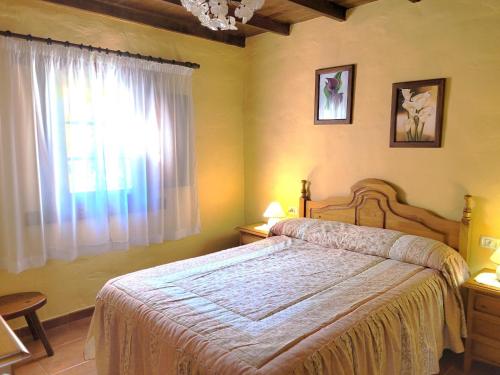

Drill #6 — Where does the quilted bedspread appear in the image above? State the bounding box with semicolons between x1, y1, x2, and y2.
85;219;469;375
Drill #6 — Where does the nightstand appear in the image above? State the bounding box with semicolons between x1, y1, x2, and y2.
463;268;500;373
235;223;269;245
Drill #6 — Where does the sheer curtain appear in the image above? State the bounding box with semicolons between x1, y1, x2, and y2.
0;38;200;273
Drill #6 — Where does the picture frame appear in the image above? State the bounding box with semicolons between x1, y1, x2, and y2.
314;64;355;125
390;78;445;148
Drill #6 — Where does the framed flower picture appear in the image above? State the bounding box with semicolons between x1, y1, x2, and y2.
390;78;445;148
314;64;355;125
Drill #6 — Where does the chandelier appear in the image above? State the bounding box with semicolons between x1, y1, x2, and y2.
180;0;264;30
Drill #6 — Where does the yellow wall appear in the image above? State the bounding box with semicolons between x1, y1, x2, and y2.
2;0;500;327
0;0;245;326
244;0;500;273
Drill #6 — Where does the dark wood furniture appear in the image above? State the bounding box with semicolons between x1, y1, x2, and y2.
0;292;54;357
463;269;500;373
235;223;269;245
41;0;379;47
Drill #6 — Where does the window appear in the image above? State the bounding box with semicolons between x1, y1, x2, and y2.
63;81;132;194
0;37;200;273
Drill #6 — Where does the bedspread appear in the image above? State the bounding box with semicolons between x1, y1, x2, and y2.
85;220;468;375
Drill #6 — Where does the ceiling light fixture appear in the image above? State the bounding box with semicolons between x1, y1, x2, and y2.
180;0;264;30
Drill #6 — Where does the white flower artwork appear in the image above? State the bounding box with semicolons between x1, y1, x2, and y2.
399;88;435;142
391;79;445;147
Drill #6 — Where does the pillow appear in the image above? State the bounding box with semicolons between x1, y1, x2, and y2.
270;218;402;257
270;218;469;288
389;234;469;289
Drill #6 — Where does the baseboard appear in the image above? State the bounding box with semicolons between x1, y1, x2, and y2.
14;306;95;338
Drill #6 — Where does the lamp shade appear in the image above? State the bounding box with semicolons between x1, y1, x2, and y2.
263;202;285;219
490;248;500;265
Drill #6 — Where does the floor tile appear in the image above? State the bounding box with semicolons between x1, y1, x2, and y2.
21;317;91;356
13;361;48;375
46;317;91;348
53;360;97;375
440;350;500;375
36;338;87;374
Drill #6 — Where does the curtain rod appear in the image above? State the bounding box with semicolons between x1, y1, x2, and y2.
0;30;200;69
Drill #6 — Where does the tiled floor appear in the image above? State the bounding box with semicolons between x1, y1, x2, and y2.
11;317;500;375
439;351;500;375
13;317;96;375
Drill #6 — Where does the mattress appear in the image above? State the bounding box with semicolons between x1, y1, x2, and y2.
85;218;469;375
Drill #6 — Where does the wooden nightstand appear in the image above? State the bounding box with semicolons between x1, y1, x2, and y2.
235;223;269;245
463;268;500;373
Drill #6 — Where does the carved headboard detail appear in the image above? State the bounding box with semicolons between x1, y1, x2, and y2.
299;179;472;260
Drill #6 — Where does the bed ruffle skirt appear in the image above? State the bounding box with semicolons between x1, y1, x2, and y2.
85;272;464;375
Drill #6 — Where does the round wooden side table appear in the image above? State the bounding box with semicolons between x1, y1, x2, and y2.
0;292;54;357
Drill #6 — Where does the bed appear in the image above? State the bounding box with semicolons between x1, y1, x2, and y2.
85;178;472;375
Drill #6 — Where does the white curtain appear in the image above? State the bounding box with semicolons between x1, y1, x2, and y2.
0;38;200;273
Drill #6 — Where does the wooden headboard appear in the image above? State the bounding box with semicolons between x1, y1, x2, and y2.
299;179;472;260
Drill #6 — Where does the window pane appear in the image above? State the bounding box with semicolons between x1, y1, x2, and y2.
67;158;97;193
63;81;132;194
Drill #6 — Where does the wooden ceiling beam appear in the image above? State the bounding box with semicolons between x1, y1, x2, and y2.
287;0;346;21
42;0;246;47
160;0;290;36
246;13;290;36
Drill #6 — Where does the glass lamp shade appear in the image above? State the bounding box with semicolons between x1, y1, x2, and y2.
490;248;500;280
263;202;285;227
180;0;264;31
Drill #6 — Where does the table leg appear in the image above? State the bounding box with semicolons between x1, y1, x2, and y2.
26;312;53;357
25;313;39;340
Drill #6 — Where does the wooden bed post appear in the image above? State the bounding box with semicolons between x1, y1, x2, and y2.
299;179;308;218
459;195;472;262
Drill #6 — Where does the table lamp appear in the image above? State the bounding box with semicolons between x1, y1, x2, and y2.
490;247;500;281
263;202;285;229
